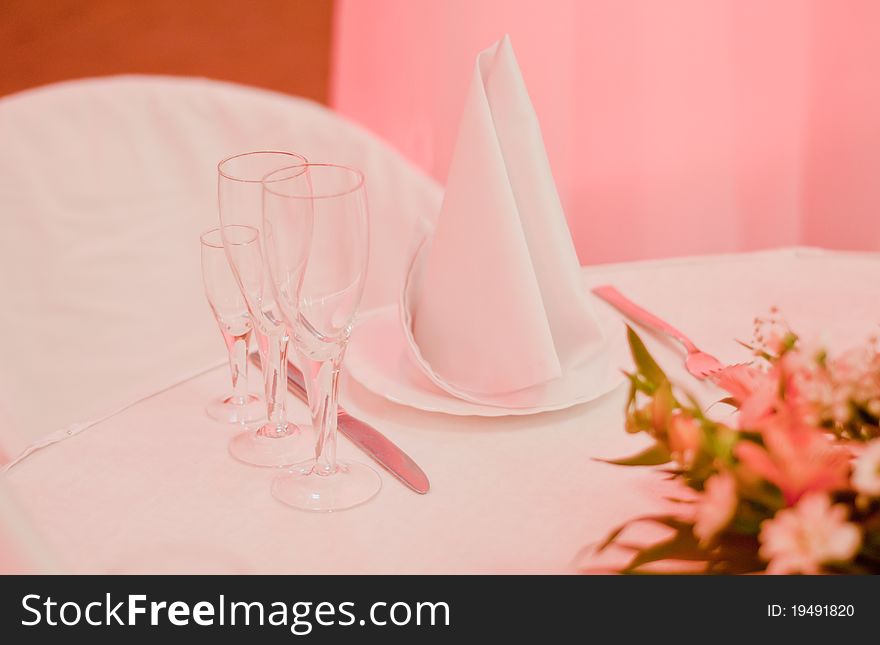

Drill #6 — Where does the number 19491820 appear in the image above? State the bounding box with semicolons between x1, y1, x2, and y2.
768;604;854;617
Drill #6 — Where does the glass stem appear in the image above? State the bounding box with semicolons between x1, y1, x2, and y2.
258;330;289;437
227;330;251;405
305;351;343;476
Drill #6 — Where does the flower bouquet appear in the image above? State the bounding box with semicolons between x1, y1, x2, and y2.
597;314;880;574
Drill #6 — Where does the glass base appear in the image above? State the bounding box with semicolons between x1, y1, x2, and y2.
228;423;310;468
206;394;263;425
271;460;381;512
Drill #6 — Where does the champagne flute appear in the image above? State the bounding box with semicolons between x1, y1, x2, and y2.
262;163;380;511
217;151;311;467
200;227;262;424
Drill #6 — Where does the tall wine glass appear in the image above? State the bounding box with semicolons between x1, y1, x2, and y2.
200;227;262;424
262;163;381;511
218;151;310;467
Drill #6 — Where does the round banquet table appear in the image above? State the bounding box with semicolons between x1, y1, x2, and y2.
5;247;879;573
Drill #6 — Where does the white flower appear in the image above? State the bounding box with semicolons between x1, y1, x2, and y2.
852;439;880;497
759;493;861;574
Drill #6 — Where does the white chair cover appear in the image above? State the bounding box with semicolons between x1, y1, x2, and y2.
0;76;441;462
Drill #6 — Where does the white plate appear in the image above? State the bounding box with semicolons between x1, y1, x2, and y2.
345;303;629;417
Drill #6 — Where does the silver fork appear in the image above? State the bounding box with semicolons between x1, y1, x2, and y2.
592;285;726;380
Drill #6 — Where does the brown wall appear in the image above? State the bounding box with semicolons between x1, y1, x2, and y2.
0;0;334;102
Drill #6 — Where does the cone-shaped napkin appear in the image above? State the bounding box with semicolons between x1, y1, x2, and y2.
404;35;607;400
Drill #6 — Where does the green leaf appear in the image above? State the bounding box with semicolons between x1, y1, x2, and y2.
623;529;706;572
593;514;681;553
592;515;768;574
594;522;630;554
623;371;637;406
596;442;671;466
625;371;655;396
626;326;667;387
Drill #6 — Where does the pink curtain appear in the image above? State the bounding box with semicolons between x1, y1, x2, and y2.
331;0;880;264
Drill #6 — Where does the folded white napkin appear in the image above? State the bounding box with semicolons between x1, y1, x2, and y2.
404;35;606;399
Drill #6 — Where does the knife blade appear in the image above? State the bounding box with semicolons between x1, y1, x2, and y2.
249;353;430;494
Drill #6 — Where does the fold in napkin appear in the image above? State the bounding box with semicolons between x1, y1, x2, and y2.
406;35;605;396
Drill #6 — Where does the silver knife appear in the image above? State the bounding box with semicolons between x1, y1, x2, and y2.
249;353;430;494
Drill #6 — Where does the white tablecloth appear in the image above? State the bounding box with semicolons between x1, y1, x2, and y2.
5;248;880;573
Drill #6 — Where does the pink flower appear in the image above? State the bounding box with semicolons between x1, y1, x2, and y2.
713;363;766;404
736;374;781;429
668;413;702;466
759;493;861;574
724;351;820;431
694;473;737;546
735;418;850;505
852;439;880;497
